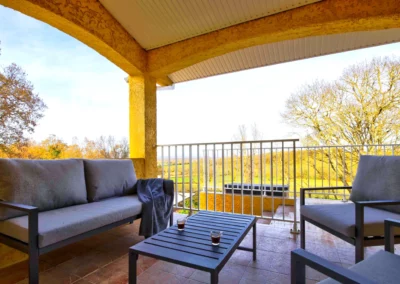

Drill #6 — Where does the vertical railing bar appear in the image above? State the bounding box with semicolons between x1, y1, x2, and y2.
270;143;274;220
161;146;164;179
205;145;208;211
213;144;216;212
292;141;298;232
250;143;253;216
328;147;331;188
175;146;178;208
197;145;200;211
321;147;324;188
335;147;338;188
182;146;185;209
351;147;353;182
300;148;303;199
281;141;285;222
307;147;310;188
392;145;395;156
189;145;193;214
314;147;316;188
222;144;225;213
240;142;244;214
342;146;346;201
260;142;263;219
231;144;234;214
168;146;171;179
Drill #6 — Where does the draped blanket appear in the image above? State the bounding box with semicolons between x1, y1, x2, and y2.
136;179;173;237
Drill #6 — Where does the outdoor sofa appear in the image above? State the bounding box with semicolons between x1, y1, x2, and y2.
0;159;174;284
300;155;400;263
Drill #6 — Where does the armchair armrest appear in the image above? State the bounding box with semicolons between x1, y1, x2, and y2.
354;200;400;253
291;249;377;284
300;186;352;205
384;218;400;253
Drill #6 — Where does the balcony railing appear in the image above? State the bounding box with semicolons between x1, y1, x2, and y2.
157;141;400;232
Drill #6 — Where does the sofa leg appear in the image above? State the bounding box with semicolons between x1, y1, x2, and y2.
300;216;305;249
29;248;39;284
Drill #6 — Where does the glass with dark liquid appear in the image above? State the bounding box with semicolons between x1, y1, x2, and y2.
177;218;187;231
210;230;223;245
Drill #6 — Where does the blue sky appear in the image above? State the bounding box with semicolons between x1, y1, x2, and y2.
1;6;400;145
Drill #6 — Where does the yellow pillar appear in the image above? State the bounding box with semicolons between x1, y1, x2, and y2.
129;75;157;178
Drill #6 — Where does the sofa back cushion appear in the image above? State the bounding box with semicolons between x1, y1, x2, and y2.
83;159;137;202
350;155;400;213
0;159;87;221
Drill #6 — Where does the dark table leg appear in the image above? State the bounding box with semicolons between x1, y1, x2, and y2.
253;222;257;261
129;251;138;284
211;271;219;284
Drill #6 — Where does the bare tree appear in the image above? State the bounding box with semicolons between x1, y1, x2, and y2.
282;57;400;197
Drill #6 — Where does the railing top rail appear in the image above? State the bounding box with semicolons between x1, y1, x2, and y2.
156;138;299;147
297;143;400;150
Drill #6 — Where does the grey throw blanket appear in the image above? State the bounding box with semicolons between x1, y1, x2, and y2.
136;178;174;237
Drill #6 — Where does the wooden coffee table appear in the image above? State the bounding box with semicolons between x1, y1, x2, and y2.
129;211;256;284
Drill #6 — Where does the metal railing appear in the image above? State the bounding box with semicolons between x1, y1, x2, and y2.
157;139;299;231
157;141;400;231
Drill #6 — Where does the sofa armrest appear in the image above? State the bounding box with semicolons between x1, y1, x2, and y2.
384;218;400;253
300;186;352;205
0;201;38;248
0;201;38;212
291;249;377;284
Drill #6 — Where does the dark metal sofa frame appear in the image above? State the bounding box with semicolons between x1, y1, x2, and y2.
292;218;400;284
300;186;400;263
0;189;174;284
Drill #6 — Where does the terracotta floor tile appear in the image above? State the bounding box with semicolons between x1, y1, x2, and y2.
147;260;195;278
137;269;187;284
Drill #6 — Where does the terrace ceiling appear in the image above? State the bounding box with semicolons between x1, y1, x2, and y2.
2;0;400;86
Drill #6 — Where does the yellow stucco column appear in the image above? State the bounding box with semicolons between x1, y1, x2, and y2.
129;75;157;178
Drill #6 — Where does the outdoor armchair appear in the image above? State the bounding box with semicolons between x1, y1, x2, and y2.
300;155;400;263
291;218;400;284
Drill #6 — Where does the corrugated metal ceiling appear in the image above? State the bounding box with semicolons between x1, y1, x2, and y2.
99;0;322;50
168;29;400;83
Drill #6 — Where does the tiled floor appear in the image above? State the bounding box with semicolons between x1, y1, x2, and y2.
0;212;396;284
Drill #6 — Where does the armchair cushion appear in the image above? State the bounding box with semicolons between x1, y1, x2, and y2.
0;159;87;221
301;203;400;237
350;155;400;214
320;250;400;284
84;159;137;202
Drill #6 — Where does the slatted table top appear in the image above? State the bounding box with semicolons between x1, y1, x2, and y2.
130;211;256;272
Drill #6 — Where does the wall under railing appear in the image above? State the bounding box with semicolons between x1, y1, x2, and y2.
157;141;400;232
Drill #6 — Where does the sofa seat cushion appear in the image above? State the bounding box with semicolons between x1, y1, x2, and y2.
0;196;142;248
320;250;400;284
84;159;137;202
301;203;400;238
0;159;87;220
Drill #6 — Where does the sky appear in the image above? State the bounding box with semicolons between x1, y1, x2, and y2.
1;6;400;145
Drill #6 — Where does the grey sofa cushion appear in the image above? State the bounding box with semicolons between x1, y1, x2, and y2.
0;159;87;221
84;159;137;202
350;155;400;214
320;250;400;284
301;203;400;237
0;195;142;248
